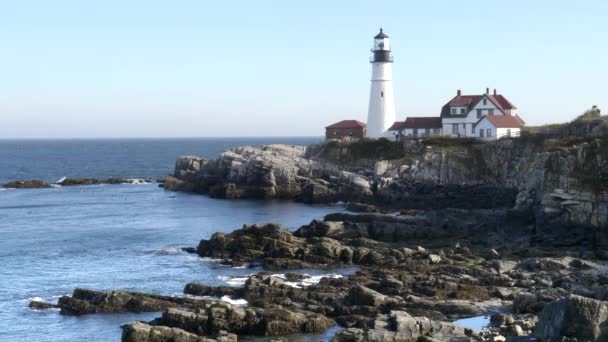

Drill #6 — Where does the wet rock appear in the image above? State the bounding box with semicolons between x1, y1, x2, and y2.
183;283;243;298
29;300;58;310
2;180;51;188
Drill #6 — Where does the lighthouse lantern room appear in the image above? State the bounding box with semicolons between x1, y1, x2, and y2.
366;28;397;138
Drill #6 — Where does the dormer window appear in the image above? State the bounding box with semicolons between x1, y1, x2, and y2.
451;108;456;114
460;108;465;114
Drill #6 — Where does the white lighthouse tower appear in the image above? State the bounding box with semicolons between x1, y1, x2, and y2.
366;28;396;138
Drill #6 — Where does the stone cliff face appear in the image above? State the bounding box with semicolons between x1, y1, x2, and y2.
165;145;372;203
166;131;608;229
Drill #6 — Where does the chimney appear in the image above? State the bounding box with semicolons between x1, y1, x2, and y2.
493;89;497;96
486;87;489;95
457;89;461;96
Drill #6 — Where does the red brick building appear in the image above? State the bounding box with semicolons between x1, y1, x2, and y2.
325;120;367;140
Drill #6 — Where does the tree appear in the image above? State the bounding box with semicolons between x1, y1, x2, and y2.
573;105;601;122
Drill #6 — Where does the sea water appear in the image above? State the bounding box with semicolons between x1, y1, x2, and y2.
0;138;351;342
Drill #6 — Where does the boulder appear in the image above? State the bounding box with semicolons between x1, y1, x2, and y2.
345;285;386;306
534;294;608;341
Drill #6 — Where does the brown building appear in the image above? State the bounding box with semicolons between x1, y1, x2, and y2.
325;120;367;140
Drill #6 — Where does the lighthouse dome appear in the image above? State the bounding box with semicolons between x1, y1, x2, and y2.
374;28;389;39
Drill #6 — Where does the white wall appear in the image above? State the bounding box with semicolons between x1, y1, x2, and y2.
442;95;506;137
475;118;496;140
366;62;396;138
497;127;520;139
474;117;521;140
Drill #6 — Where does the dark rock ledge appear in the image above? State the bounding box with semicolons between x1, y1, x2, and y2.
2;177;157;189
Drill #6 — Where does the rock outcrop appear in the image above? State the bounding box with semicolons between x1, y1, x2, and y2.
164;145;373;203
332;310;467;342
57;288;210;315
167;132;608;229
534;294;608;341
2;180;51;188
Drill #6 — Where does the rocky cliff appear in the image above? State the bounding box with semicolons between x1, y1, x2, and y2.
166;122;607;229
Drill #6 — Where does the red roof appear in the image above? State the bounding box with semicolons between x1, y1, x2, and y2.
440;92;517;118
326;120;367;129
402;117;442;129
388;121;406;130
481;115;524;128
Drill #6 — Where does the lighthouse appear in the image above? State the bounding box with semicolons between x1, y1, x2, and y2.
366;28;396;138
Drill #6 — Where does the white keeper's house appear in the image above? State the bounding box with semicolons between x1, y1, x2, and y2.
388;88;525;140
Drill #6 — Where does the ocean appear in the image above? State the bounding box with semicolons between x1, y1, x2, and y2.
0;138;351;342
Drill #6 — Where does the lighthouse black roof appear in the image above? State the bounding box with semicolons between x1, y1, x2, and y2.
374;28;389;39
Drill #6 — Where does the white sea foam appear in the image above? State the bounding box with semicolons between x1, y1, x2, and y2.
217;275;249;286
23;296;45;303
192;295;248;306
123;178;154;185
56;177;67;184
273;273;343;288
154;247;182;255
220;295;248;305
199;257;224;262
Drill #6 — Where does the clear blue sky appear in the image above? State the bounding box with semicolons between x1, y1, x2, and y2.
1;0;606;138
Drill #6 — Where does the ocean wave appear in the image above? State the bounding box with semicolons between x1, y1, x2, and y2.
153;247;183;255
189;294;248;306
22;296;45;303
122;178;155;185
217;275;250;286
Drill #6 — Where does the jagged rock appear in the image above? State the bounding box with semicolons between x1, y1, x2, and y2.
534;294;608;341
146;305;335;337
121;321;235;342
57;288;208;315
345;285;387;306
331;311;467;341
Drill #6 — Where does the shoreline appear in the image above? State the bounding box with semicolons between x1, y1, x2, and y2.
23;126;608;341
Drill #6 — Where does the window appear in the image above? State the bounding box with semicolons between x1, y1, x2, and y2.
480;129;484;138
477;109;482;118
487;128;491;137
452;124;458;135
381;91;384;97
460;108;465;114
451;108;456;114
425;128;430;136
507;129;511;137
488;109;494;115
433;128;440;135
413;128;418;137
483;98;487;105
